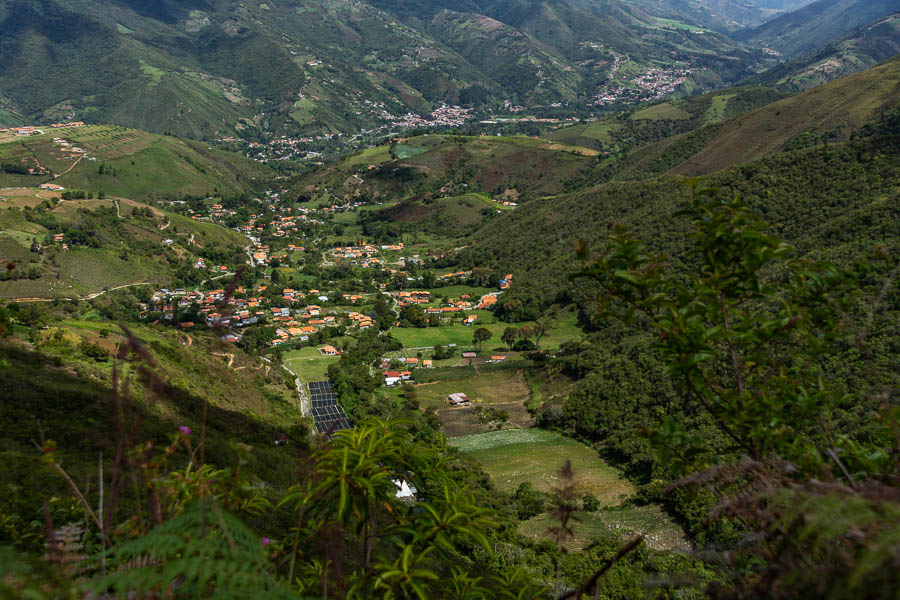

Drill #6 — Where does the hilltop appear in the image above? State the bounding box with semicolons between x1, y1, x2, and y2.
289;134;598;206
0;124;272;200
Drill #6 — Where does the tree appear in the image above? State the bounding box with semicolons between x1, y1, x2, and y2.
518;325;533;342
501;327;518;350
473;327;492;351
532;321;550;349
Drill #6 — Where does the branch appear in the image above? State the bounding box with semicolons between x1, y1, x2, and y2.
50;461;112;547
557;536;644;600
720;293;744;400
687;377;758;459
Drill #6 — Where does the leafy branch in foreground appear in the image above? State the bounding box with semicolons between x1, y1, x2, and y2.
572;183;900;597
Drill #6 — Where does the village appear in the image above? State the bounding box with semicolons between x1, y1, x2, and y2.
593;64;696;106
142;190;516;401
241;104;473;163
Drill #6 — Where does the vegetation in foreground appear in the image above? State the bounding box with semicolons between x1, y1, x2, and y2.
2;189;898;598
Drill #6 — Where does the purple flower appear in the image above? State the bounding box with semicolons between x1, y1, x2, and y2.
178;426;191;436
261;537;272;547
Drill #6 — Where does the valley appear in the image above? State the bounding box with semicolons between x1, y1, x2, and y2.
0;1;898;598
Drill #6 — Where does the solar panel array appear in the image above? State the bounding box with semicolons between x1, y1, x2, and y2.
308;380;352;434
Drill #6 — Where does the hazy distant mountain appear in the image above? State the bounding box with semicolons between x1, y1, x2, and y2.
734;0;899;58
628;0;820;32
749;14;900;91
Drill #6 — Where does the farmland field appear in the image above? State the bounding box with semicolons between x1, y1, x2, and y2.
631;103;691;121
519;505;689;552
450;429;634;501
414;369;530;410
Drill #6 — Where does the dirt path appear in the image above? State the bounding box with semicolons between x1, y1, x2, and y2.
212;352;235;368
55;153;86;178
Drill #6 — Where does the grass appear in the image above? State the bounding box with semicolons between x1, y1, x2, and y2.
450;429;635;501
653;17;707;32
282;346;339;383
519;505;689;552
0;125;272;200
704;93;737;125
391;304;584;351
393;144;427;160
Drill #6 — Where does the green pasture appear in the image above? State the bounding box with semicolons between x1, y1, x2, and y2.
282;346;339;383
450;429;634;501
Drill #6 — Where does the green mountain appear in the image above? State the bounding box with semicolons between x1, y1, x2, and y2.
545;85;788;152
0;0;773;138
670;55;900;174
630;0;785;32
734;0;899;58
553;56;900;182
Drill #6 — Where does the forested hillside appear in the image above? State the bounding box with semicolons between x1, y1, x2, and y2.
463;115;899;319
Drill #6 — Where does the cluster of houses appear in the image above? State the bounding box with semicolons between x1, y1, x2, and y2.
329;245;383;268
390;104;473;129
0;122;85;137
383;356;434;386
594;64;695;106
270;302;376;347
142;286;266;332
